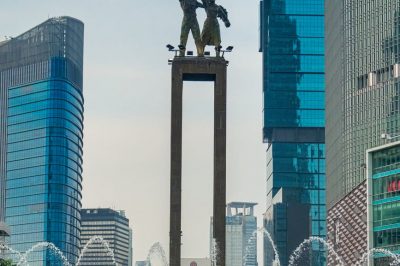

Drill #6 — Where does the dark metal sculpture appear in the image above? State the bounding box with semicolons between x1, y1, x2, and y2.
200;0;230;57
178;0;230;57
179;0;204;56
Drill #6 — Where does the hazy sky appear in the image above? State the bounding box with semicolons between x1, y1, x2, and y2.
1;0;265;263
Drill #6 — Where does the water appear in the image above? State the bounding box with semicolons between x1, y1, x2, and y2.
76;236;116;266
0;243;24;263
146;242;168;266
2;232;400;266
0;236;116;266
288;236;344;266
17;242;71;266
243;227;280;266
243;230;257;266
355;248;400;266
288;237;400;266
243;229;400;266
210;238;218;266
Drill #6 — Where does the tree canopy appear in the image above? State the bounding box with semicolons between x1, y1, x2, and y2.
0;259;13;266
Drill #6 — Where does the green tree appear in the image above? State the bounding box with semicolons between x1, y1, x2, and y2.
0;259;13;266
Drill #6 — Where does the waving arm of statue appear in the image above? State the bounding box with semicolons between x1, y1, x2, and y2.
218;5;231;27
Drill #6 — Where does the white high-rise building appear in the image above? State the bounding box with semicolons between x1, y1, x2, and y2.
210;202;257;266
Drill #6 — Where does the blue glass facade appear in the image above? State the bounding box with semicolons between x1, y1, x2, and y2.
0;17;84;265
260;1;326;265
264;144;326;265
262;0;324;133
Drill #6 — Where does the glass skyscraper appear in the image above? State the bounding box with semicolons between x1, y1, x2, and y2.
326;0;400;210
325;1;400;264
260;0;326;265
0;17;84;265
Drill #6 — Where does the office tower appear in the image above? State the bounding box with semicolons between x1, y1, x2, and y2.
210;202;257;266
325;1;400;265
0;17;84;265
260;0;326;265
227;202;258;266
80;208;132;266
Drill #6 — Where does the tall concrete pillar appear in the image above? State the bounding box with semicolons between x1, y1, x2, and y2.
170;57;227;266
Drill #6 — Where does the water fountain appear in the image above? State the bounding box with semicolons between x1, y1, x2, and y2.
242;231;257;266
0;236;116;266
242;228;400;266
210;238;219;266
17;242;71;266
243;227;280;266
146;242;168;266
76;236;116;266
2;232;400;266
0;243;24;264
288;236;344;266
355;248;400;266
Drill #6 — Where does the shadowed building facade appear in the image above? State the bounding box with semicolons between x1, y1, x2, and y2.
169;57;227;266
0;17;84;265
260;0;326;265
325;1;400;264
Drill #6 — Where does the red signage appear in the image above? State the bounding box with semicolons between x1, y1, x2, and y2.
388;180;400;193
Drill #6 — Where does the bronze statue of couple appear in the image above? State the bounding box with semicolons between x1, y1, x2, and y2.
179;0;230;57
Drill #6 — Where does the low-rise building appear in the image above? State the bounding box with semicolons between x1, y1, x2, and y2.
181;258;211;266
367;141;400;265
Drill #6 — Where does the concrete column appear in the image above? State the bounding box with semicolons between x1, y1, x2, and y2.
170;63;183;266
169;57;227;266
213;63;226;266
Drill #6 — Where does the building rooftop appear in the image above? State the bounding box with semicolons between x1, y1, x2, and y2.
81;208;129;223
0;40;9;47
227;202;257;217
0;16;82;47
227;202;257;208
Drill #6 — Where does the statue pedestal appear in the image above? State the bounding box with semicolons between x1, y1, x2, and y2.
169;56;227;266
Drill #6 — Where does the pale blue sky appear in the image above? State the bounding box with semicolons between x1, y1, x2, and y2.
0;0;265;263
